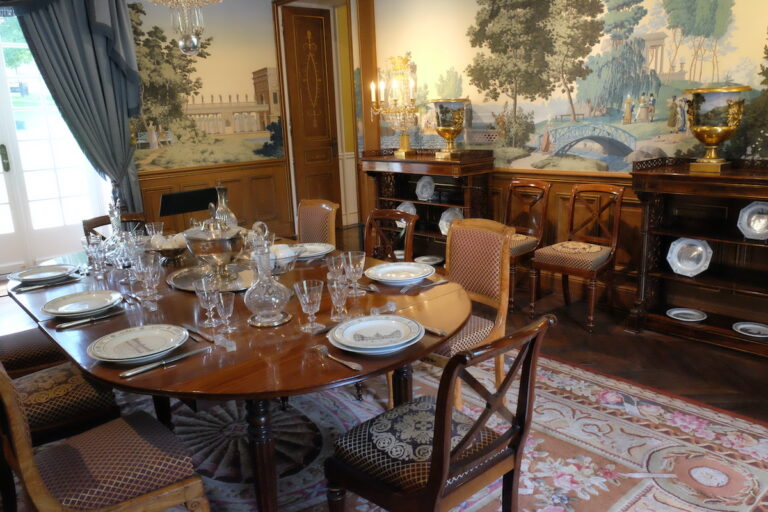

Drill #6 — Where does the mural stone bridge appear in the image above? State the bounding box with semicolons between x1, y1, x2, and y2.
550;123;637;157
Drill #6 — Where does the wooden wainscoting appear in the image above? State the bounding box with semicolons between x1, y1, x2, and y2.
491;169;641;310
138;160;294;236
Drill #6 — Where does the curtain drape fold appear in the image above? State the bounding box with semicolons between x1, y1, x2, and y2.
14;0;143;211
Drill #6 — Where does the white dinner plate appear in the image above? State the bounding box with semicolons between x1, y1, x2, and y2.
415;176;435;201
415;255;444;266
364;262;435;285
666;308;707;322
733;322;768;338
737;201;768;240
294;243;335;260
42;290;123;318
9;264;77;283
87;324;189;363
438;207;464;236
332;315;423;350
327;332;424;355
666;238;712;278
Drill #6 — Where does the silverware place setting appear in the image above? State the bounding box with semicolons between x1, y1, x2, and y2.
399;279;449;294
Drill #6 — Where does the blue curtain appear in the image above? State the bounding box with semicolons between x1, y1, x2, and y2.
11;0;143;211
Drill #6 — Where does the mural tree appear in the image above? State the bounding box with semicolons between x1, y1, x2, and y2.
465;0;552;143
435;67;463;99
546;0;604;121
603;0;647;43
663;0;734;83
128;2;212;144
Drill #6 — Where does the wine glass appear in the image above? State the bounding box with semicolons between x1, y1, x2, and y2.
145;221;164;236
327;277;349;322
342;251;366;297
86;235;107;280
217;291;237;333
293;279;324;333
194;277;219;328
325;254;345;280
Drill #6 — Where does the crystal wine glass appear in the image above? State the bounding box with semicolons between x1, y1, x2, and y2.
325;253;345;280
327;277;349;322
293;279;324;333
194;277;219;328
342;251;366;297
217;291;237;333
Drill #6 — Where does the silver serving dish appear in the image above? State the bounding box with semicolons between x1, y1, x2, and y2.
666;238;712;277
166;264;255;292
737;201;768;240
184;218;244;284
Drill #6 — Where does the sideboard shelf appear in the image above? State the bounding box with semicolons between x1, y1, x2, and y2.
630;157;768;356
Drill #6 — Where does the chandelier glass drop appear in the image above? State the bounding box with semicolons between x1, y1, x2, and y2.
149;0;222;56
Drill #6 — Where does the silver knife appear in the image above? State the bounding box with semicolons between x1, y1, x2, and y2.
55;309;125;331
180;323;214;343
14;277;82;293
119;346;211;378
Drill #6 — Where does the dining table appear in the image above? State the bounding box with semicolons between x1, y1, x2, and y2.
8;253;471;512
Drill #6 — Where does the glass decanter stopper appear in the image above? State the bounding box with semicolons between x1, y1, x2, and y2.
244;239;292;327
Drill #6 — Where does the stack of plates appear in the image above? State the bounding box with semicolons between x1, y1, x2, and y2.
87;325;189;364
294;243;335;260
364;262;435;285
42;290;123;318
9;264;78;285
327;315;424;355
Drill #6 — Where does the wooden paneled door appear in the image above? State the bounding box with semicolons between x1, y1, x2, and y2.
282;6;342;208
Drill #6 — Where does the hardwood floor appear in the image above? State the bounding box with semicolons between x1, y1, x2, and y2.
510;288;768;424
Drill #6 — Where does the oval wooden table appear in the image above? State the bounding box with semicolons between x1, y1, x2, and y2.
10;258;471;512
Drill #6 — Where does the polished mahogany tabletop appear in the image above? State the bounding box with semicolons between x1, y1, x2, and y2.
11;259;471;401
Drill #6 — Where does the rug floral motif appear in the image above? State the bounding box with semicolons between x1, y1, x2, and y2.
24;356;768;512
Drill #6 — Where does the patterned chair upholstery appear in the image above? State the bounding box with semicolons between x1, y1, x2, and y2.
530;184;624;332
325;316;555;512
503;179;552;311
297;199;340;246
0;362;209;512
0;328;65;379
424;219;514;403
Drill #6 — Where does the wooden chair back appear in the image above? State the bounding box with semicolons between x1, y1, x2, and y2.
504;178;551;242
82;213;147;239
429;315;555;506
363;208;418;262
566;184;624;250
297;199;340;246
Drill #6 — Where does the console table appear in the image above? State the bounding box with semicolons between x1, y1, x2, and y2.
629;157;768;356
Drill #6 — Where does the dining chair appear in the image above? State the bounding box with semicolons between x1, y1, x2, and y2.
423;218;514;407
363;208;419;262
297;199;340;246
0;299;65;379
325;315;555;512
0;362;209;512
503;179;551;311
82;212;147;239
529;183;625;332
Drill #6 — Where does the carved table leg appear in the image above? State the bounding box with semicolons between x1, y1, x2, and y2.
246;399;278;512
392;364;413;406
153;395;173;430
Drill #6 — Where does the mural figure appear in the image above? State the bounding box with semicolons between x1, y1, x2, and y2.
667;95;678;132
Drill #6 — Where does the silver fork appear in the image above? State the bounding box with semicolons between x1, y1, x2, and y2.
400;279;449;294
312;345;362;371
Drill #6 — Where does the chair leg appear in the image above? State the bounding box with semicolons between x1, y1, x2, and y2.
327;486;347;512
508;263;517;311
494;354;505;387
354;382;364;401
586;278;597;333
529;268;539;319
0;451;17;512
153;395;173;430
386;371;395;410
454;383;464;410
502;469;515;512
561;274;570;305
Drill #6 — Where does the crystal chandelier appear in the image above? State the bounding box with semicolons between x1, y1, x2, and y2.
149;0;222;56
370;55;419;158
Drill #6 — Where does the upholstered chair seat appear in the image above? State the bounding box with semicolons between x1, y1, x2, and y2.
533;241;611;270
433;314;494;358
333;395;499;491
508;233;539;257
0;330;64;379
36;412;197;510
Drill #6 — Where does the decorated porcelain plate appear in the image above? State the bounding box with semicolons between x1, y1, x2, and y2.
737;201;768;240
415;255;444;266
364;262;435;285
415;176;435;201
733;322;768;338
9;264;77;283
438;207;464;236
294;243;335;260
333;315;423;349
395;201;417;228
87;324;189;363
666;238;713;277
666;308;707;322
42;290;123;318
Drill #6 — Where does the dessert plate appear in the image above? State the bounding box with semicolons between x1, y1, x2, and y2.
733;322;768;338
42;290;123;318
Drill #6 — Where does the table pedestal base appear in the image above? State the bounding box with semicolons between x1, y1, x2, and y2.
246;399;278;512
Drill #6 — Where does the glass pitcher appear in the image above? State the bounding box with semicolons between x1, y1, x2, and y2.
243;227;292;327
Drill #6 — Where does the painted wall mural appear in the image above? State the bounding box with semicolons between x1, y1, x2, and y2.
129;1;282;172
374;0;768;172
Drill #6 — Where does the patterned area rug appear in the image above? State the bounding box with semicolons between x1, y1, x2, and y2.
15;357;768;511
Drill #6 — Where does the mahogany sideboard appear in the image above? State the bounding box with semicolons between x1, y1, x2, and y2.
629;157;768;356
360;149;494;258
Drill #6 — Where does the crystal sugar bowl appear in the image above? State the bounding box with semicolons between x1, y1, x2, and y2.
244;234;292;327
